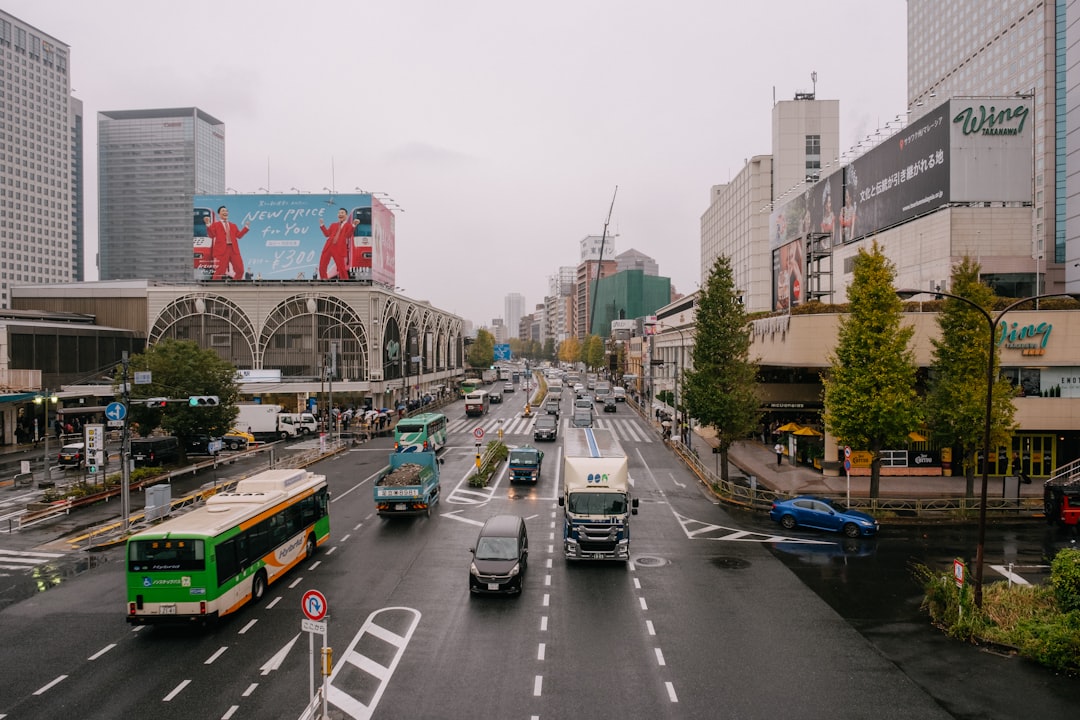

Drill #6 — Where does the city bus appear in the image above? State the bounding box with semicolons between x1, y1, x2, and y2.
125;468;330;625
464;390;490;417
460;378;482;395
394;412;449;453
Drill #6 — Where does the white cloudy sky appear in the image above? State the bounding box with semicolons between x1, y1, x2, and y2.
13;0;907;327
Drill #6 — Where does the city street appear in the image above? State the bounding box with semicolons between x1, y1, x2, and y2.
1;395;1078;719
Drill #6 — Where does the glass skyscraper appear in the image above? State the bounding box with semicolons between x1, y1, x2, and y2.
98;107;224;281
0;11;79;307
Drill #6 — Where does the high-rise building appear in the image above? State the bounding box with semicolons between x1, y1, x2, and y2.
575;235;619;340
504;292;525;341
98;107;225;281
0;11;79;307
908;0;1063;292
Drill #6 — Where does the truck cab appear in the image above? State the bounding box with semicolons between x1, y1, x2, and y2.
509;445;544;483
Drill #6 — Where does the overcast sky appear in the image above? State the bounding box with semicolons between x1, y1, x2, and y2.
12;0;907;328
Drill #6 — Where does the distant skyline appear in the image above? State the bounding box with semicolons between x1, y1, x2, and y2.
8;0;907;327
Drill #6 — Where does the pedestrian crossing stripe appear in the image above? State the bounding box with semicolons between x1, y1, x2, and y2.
445;417;654;443
672;511;830;545
0;547;64;570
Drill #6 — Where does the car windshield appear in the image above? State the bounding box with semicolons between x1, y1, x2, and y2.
536;417;555;428
474;537;518;561
509;450;538;465
568;492;627;515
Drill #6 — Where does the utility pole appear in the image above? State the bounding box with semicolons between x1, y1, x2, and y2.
121;351;131;532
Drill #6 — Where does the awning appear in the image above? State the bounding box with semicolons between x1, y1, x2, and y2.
0;392;40;403
58;406;109;415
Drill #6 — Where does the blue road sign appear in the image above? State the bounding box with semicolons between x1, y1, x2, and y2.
494;344;511;361
105;402;127;422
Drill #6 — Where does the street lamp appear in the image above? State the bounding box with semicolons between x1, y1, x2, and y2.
897;288;1078;608
34;389;58;479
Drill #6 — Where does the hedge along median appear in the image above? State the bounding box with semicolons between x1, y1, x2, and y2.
469;441;508;487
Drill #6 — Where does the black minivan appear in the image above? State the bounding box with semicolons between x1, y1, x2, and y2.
469;514;528;595
130;436;181;468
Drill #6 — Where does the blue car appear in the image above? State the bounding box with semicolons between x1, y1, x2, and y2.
769;496;879;538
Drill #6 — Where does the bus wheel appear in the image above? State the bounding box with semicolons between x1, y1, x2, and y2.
305;534;317;560
252;571;268;603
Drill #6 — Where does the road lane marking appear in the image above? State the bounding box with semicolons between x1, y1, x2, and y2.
540;616;548;631
537;643;546;660
340;533;351;542
639;597;648;610
261;634;299;676
441;510;484;527
221;705;239;719
655;648;666;666
327;607;421;720
289;577;303;588
238;619;258;635
242;683;258;697
665;681;678;702
33;675;67;695
646;620;656;635
533;675;543;696
990;564;1032;585
205;646;228;664
266;596;282;609
163;679;190;701
88;644;116;661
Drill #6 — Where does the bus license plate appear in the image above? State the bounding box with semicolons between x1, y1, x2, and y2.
159;605;176;615
394;503;407;511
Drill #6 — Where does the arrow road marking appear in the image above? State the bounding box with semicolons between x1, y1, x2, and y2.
260;633;299;675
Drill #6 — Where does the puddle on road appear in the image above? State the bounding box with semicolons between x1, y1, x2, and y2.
0;551;108;610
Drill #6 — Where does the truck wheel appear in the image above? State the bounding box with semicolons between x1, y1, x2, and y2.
279;431;288;440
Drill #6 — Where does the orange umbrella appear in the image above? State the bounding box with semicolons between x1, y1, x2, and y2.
908;431;928;442
776;422;802;433
792;426;822;436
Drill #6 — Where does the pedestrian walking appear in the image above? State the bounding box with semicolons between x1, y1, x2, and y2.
774;442;784;466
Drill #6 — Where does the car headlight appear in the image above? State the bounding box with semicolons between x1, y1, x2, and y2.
508;563;520;577
469;562;480;576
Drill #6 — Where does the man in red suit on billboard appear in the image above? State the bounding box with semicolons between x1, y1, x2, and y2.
318;208;359;280
208;205;250;280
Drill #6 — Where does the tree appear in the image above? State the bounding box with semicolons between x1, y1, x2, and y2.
117;339;241;439
467;329;495;368
583;335;605;370
558;337;581;364
681;255;760;481
823;241;921;498
926;257;1017;496
542;338;556;362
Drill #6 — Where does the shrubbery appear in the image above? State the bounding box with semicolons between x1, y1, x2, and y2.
915;548;1080;674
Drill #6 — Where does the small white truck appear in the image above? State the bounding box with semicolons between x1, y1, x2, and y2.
235;404;298;442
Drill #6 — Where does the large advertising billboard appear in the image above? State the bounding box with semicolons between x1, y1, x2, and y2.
768;96;1033;253
772;239;805;311
192;193;397;284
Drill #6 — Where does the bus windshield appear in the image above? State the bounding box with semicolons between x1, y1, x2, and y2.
128;538;205;572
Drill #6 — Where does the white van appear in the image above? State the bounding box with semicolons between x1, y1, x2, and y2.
279;412;318;435
612;387;627;402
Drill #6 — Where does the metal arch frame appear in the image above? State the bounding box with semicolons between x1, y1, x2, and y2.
149;293;258;363
260;294;367;379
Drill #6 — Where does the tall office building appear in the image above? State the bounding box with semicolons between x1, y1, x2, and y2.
908;0;1062;291
98;107;225;281
504;292;525;341
0;11;79;307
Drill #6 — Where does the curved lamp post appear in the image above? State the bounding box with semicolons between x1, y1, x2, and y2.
897;288;1078;607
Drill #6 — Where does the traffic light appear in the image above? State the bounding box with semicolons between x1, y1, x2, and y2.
144;397;168;408
188;395;220;407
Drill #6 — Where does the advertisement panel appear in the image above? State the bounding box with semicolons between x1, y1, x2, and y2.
948;97;1033;202
843;103;951;243
772;239;805;311
192;193;396;284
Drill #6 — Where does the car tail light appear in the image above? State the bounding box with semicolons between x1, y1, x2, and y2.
200;601;207;615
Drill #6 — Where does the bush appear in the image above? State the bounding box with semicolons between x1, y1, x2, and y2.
1051;548;1080;613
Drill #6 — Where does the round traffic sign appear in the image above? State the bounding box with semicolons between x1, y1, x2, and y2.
105;401;127;422
301;589;328;621
844;446;852;458
844;458;852;472
473;427;485;440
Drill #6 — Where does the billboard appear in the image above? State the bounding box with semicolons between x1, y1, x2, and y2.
768;96;1033;249
773;239;805;311
192;193;397;285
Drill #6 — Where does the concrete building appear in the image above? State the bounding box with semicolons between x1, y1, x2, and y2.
0;11;81;307
908;0;1063;295
589;269;672;338
13;280;466;416
701;96;839;312
614;248;659;276
98;107;225;282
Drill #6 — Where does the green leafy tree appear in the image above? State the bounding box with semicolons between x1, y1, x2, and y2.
467;329;495;368
926;257;1017;496
583;335;605;370
117;339;240;439
823;242;921;497
682;256;760;481
542;338;556;362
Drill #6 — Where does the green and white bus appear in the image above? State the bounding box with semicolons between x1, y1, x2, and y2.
394;412;449;453
125;468;330;625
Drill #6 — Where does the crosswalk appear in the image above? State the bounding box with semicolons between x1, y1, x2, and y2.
446;415;655;444
0;547;65;574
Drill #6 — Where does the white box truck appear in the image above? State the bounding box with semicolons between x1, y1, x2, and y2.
279;411;318;435
559;428;638;560
235;404;298;441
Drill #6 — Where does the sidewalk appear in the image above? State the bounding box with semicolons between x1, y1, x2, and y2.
627;397;1043;500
